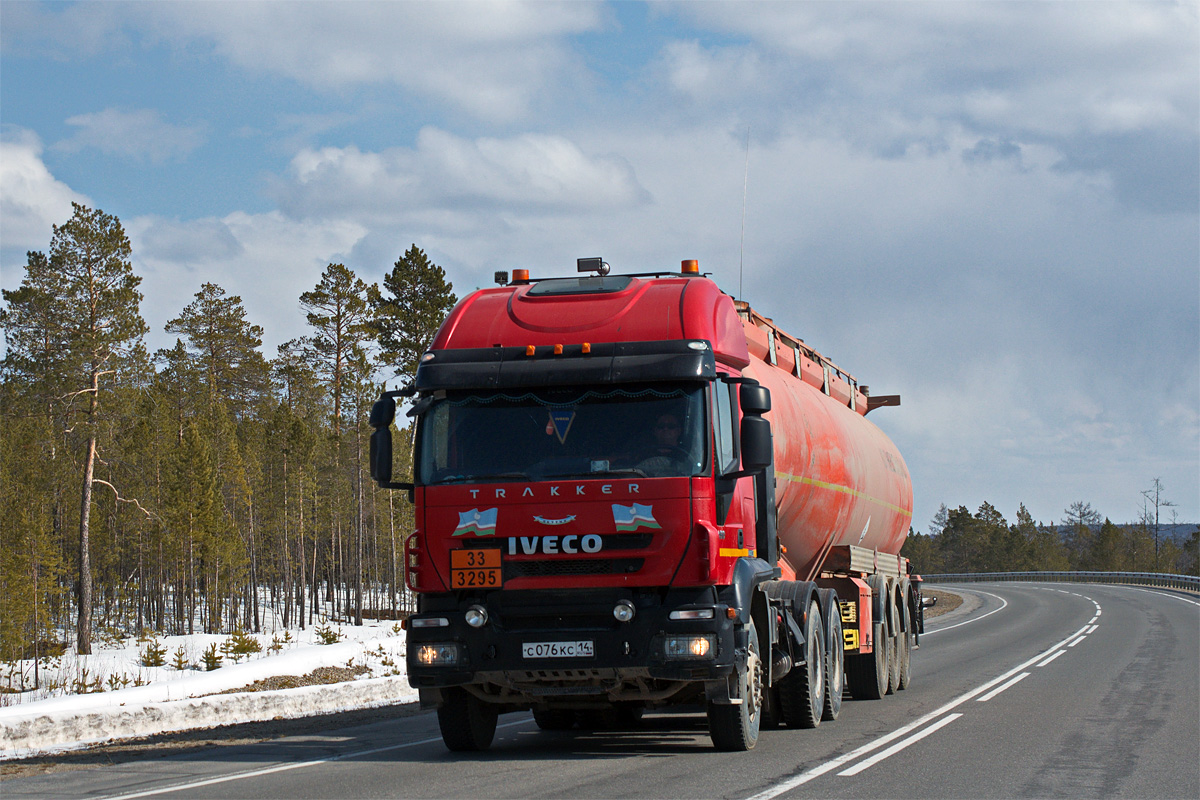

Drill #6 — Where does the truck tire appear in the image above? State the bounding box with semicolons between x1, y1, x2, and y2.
897;593;913;691
886;587;902;694
708;618;763;751
779;600;824;728
822;599;844;721
437;687;498;751
846;618;889;700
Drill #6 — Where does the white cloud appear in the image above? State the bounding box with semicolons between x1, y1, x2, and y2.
274;127;650;223
128;211;368;355
0;127;90;253
671;2;1198;139
54;109;205;163
144;1;603;122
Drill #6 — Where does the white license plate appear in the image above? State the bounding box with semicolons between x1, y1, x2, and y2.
522;640;594;659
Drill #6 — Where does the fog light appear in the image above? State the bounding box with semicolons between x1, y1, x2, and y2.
664;634;715;659
415;643;459;666
465;604;489;628
613;600;636;622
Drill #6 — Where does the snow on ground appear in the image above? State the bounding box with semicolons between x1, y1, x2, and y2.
0;620;418;760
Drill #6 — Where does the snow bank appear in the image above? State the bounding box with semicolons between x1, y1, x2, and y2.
0;624;419;759
0;676;418;759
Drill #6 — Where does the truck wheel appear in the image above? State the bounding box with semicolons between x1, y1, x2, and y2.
897;597;913;690
437;687;498;751
846;618;889;700
822;600;844;721
886;593;902;694
707;618;763;751
779;600;824;728
533;708;576;731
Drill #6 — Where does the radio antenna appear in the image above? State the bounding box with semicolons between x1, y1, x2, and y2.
739;125;750;299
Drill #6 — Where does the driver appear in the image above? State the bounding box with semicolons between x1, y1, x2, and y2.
636;413;686;476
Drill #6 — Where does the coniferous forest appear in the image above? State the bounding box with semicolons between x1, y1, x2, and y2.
1;203;456;660
2;203;1196;664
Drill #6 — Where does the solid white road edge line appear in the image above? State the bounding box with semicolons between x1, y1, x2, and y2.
922;589;1009;636
836;714;963;776
743;621;1091;800
97;719;532;799
975;672;1030;702
1122;586;1200;607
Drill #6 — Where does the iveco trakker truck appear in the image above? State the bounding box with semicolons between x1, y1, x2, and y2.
369;258;918;751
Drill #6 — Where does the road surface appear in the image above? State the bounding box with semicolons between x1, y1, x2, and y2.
5;582;1197;799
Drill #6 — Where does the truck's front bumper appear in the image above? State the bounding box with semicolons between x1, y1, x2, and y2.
406;587;739;704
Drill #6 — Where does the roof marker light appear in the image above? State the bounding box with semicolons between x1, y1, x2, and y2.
581;342;591;354
526;345;536;356
681;259;699;274
553;344;563;355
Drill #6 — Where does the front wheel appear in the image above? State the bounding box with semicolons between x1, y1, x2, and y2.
438;687;498;751
708;618;763;751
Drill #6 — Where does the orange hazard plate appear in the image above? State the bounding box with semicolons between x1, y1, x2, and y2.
450;548;501;589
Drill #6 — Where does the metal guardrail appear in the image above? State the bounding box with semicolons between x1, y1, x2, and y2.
922;571;1200;593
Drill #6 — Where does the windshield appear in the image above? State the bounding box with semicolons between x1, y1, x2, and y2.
417;385;707;484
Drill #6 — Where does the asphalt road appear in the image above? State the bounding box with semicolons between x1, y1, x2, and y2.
5;582;1198;799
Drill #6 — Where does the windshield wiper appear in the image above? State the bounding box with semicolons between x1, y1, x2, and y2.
543;468;648;479
435;472;530;485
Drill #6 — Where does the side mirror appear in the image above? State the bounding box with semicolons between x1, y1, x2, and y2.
740;383;771;415
369;394;413;491
740;416;772;472
370;398;396;429
370;428;392;484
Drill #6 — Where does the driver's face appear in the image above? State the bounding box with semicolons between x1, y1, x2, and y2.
654;415;681;447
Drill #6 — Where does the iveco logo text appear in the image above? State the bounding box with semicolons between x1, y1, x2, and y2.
469;483;639;499
507;535;602;555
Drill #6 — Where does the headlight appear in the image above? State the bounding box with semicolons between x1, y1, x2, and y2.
664;634;715;659
415;643;460;666
613;600;636;622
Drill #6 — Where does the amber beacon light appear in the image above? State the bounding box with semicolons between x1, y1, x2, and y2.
681;259;699;274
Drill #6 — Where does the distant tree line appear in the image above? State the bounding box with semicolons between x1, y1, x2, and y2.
903;491;1199;577
0;203;457;660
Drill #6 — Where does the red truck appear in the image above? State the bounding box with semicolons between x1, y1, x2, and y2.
369;258;917;751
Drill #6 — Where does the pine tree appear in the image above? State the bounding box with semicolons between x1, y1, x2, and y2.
299;264;374;436
1062;501;1102;570
30;204;148;654
369;245;457;383
164;283;270;419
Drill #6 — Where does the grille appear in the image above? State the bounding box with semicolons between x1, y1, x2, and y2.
506;558;644;578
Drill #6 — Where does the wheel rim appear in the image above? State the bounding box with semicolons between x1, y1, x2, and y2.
747;634;763;722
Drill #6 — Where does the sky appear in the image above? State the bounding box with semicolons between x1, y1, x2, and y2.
2;1;1197;532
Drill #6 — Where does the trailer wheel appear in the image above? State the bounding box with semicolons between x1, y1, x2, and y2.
708;618;763;751
822;601;844;721
897;594;913;691
846;618;889;700
437;688;498;751
886;587;903;694
779;600;825;729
